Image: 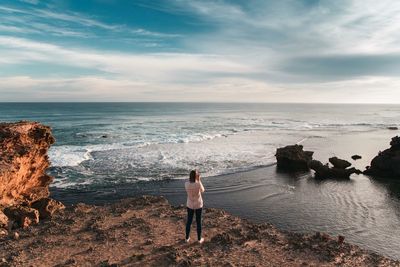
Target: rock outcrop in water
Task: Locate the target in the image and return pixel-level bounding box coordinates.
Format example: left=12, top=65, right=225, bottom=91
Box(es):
left=329, top=157, right=351, bottom=169
left=275, top=144, right=314, bottom=171
left=351, top=155, right=362, bottom=160
left=0, top=121, right=64, bottom=229
left=309, top=157, right=362, bottom=179
left=364, top=136, right=400, bottom=178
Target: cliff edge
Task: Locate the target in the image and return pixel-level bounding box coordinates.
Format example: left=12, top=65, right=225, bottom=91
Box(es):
left=0, top=196, right=398, bottom=266
left=0, top=121, right=63, bottom=230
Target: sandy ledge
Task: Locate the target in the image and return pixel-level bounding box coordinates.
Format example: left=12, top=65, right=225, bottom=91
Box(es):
left=0, top=195, right=398, bottom=267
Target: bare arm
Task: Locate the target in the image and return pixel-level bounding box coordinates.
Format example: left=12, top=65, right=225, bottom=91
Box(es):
left=199, top=181, right=205, bottom=193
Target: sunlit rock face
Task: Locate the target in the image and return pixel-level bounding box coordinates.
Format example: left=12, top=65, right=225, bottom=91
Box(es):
left=0, top=121, right=55, bottom=207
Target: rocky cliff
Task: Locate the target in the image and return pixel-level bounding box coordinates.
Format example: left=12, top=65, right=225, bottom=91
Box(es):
left=0, top=121, right=63, bottom=229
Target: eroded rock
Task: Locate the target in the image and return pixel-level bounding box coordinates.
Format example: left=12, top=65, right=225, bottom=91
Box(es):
left=0, top=121, right=55, bottom=206
left=275, top=144, right=314, bottom=171
left=0, top=121, right=63, bottom=229
left=31, top=198, right=65, bottom=219
left=3, top=205, right=39, bottom=228
left=309, top=160, right=361, bottom=179
left=329, top=157, right=351, bottom=169
left=365, top=136, right=400, bottom=177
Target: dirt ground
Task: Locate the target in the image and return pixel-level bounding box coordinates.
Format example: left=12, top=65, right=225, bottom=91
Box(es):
left=0, top=195, right=398, bottom=267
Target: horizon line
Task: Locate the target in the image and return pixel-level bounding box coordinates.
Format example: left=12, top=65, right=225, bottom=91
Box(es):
left=0, top=101, right=399, bottom=105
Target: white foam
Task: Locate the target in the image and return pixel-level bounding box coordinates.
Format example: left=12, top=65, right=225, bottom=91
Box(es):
left=51, top=177, right=94, bottom=188
left=49, top=146, right=92, bottom=167
left=48, top=143, right=128, bottom=167
left=49, top=131, right=234, bottom=168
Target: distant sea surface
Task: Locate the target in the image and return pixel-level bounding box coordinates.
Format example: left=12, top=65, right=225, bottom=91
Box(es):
left=1, top=102, right=400, bottom=259
left=0, top=102, right=398, bottom=188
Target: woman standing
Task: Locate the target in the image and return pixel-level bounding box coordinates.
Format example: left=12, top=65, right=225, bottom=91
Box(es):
left=185, top=169, right=205, bottom=243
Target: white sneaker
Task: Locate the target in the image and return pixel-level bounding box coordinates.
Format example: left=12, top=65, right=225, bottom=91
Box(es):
left=185, top=237, right=190, bottom=243
left=198, top=238, right=204, bottom=244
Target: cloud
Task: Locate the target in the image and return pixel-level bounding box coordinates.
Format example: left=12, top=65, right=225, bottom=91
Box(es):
left=280, top=53, right=400, bottom=80
left=1, top=0, right=400, bottom=102
left=0, top=4, right=181, bottom=39
left=0, top=37, right=252, bottom=79
left=178, top=0, right=400, bottom=79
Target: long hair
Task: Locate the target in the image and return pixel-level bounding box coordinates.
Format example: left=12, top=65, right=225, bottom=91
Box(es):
left=189, top=170, right=197, bottom=183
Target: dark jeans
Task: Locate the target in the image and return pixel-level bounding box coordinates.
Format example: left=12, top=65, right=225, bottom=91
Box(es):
left=185, top=207, right=202, bottom=240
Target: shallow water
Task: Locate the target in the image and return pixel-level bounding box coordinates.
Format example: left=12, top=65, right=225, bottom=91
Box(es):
left=1, top=102, right=400, bottom=259
left=52, top=163, right=400, bottom=260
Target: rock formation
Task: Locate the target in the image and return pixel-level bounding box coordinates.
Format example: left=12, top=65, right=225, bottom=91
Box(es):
left=31, top=198, right=65, bottom=219
left=364, top=136, right=400, bottom=178
left=351, top=155, right=362, bottom=160
left=0, top=121, right=64, bottom=229
left=3, top=206, right=39, bottom=229
left=275, top=144, right=314, bottom=171
left=329, top=157, right=351, bottom=169
left=309, top=157, right=362, bottom=179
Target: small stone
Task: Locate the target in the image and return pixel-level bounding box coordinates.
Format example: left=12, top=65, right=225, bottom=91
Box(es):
left=13, top=231, right=19, bottom=240
left=338, top=235, right=345, bottom=244
left=0, top=211, right=8, bottom=228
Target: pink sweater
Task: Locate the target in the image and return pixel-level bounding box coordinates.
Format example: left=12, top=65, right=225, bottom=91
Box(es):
left=185, top=181, right=205, bottom=209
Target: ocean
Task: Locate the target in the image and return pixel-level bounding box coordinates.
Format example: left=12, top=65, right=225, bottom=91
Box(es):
left=1, top=102, right=400, bottom=259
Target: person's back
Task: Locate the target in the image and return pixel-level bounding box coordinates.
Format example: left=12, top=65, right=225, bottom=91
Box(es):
left=184, top=170, right=205, bottom=243
left=185, top=180, right=204, bottom=210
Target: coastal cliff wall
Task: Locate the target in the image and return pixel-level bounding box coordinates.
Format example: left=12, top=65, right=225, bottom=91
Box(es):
left=0, top=121, right=54, bottom=207
left=0, top=121, right=63, bottom=229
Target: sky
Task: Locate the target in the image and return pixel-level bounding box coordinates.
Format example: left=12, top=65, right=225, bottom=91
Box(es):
left=1, top=0, right=400, bottom=103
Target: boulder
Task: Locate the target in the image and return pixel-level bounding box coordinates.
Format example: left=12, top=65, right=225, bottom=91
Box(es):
left=0, top=121, right=55, bottom=206
left=328, top=157, right=351, bottom=169
left=275, top=144, right=313, bottom=171
left=3, top=205, right=39, bottom=228
left=31, top=198, right=65, bottom=219
left=351, top=155, right=362, bottom=160
left=309, top=160, right=362, bottom=179
left=364, top=136, right=400, bottom=177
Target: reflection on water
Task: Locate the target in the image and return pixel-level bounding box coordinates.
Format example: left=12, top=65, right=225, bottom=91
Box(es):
left=52, top=165, right=400, bottom=260
left=370, top=177, right=400, bottom=199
